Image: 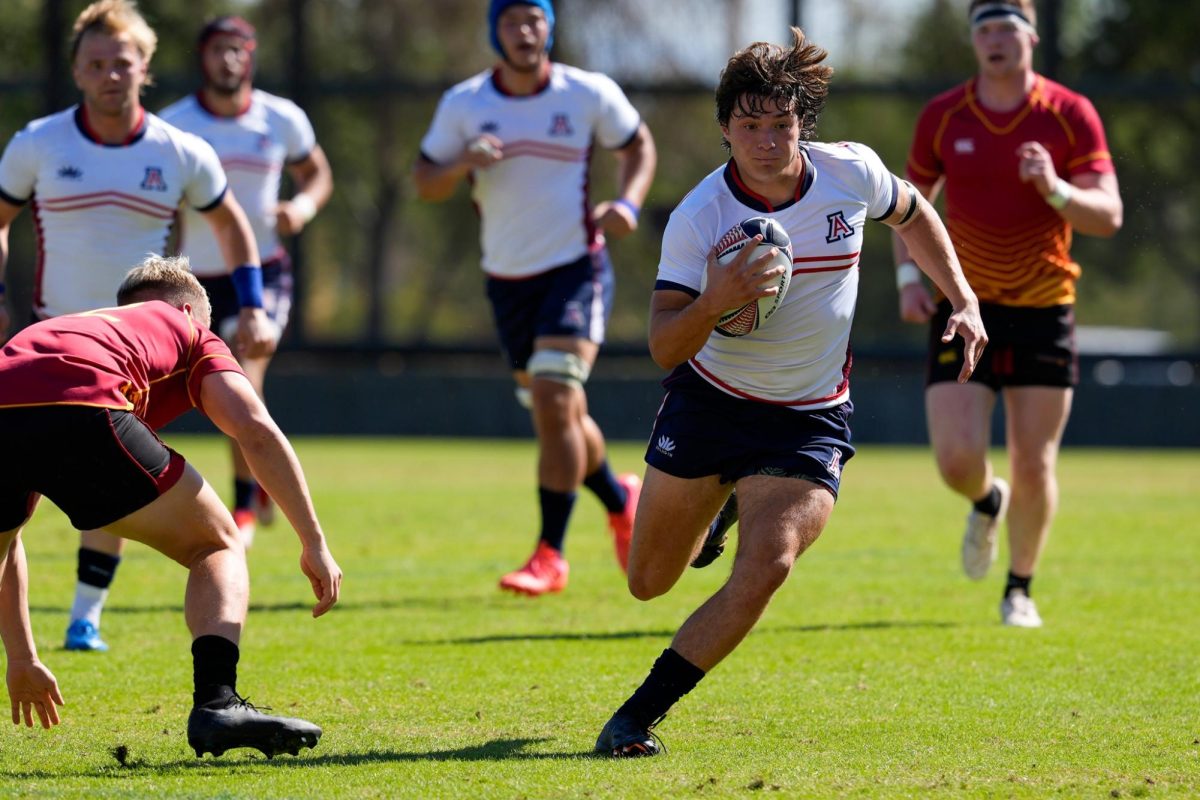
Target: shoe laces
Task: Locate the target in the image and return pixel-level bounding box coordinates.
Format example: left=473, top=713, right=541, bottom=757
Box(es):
left=221, top=692, right=272, bottom=713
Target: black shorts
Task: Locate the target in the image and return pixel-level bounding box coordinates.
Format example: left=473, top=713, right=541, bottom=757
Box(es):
left=485, top=250, right=615, bottom=371
left=0, top=406, right=185, bottom=531
left=927, top=300, right=1078, bottom=390
left=645, top=367, right=855, bottom=498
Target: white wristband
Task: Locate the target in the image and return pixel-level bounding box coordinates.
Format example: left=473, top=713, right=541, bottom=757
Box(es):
left=1045, top=178, right=1073, bottom=211
left=291, top=193, right=318, bottom=224
left=896, top=261, right=922, bottom=290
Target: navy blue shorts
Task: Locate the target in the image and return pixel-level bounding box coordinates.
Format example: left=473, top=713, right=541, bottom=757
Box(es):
left=199, top=253, right=293, bottom=342
left=927, top=300, right=1077, bottom=390
left=645, top=367, right=855, bottom=498
left=0, top=406, right=186, bottom=531
left=485, top=250, right=614, bottom=371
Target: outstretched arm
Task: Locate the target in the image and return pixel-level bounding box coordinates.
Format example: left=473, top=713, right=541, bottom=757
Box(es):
left=0, top=530, right=65, bottom=728
left=200, top=371, right=342, bottom=617
left=883, top=180, right=987, bottom=382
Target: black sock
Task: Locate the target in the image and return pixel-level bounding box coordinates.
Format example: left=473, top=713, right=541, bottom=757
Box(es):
left=972, top=484, right=1002, bottom=517
left=77, top=548, right=121, bottom=589
left=1005, top=571, right=1033, bottom=599
left=192, top=635, right=239, bottom=708
left=537, top=487, right=576, bottom=553
left=616, top=648, right=706, bottom=727
left=583, top=461, right=627, bottom=514
left=233, top=478, right=256, bottom=511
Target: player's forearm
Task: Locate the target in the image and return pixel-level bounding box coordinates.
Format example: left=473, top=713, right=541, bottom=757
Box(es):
left=0, top=537, right=39, bottom=662
left=897, top=205, right=977, bottom=312
left=236, top=422, right=328, bottom=550
left=1057, top=184, right=1123, bottom=238
left=208, top=197, right=261, bottom=269
left=411, top=158, right=472, bottom=203
left=648, top=294, right=727, bottom=370
left=293, top=146, right=334, bottom=210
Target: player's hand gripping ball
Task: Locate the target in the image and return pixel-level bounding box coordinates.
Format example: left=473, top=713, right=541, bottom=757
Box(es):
left=702, top=216, right=792, bottom=337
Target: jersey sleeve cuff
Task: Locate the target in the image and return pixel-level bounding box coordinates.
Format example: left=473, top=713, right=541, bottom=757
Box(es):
left=0, top=185, right=29, bottom=206
left=655, top=279, right=699, bottom=298
left=195, top=184, right=228, bottom=213
left=610, top=119, right=642, bottom=151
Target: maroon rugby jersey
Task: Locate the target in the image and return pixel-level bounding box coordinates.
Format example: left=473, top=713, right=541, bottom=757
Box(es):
left=0, top=300, right=243, bottom=429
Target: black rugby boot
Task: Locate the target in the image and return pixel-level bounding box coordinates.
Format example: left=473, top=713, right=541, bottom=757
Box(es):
left=188, top=693, right=322, bottom=759
left=594, top=712, right=665, bottom=758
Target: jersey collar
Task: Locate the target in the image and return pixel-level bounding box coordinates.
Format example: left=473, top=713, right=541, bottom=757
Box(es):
left=723, top=148, right=815, bottom=212
left=195, top=88, right=254, bottom=118
left=75, top=105, right=147, bottom=147
left=490, top=62, right=553, bottom=98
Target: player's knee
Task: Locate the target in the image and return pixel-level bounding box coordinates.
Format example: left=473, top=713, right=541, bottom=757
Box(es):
left=936, top=452, right=982, bottom=489
left=178, top=523, right=243, bottom=568
left=733, top=554, right=794, bottom=599
left=528, top=349, right=590, bottom=390
left=627, top=571, right=668, bottom=602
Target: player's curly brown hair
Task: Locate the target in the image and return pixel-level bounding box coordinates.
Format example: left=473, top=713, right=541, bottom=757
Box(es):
left=715, top=27, right=833, bottom=148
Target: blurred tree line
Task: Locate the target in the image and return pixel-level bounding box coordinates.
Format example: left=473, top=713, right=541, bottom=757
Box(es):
left=1, top=0, right=1196, bottom=353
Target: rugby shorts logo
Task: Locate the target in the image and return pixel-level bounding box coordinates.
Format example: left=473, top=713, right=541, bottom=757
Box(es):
left=826, top=449, right=842, bottom=480
left=140, top=167, right=169, bottom=192
left=954, top=138, right=975, bottom=154
left=561, top=301, right=585, bottom=330
left=57, top=165, right=83, bottom=180
left=655, top=435, right=676, bottom=456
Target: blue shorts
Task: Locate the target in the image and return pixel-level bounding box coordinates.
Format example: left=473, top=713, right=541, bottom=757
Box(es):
left=645, top=366, right=855, bottom=498
left=485, top=250, right=614, bottom=371
left=199, top=253, right=293, bottom=341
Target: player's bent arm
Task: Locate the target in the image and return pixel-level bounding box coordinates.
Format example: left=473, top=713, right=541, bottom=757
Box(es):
left=647, top=289, right=723, bottom=370
left=203, top=194, right=276, bottom=358
left=200, top=371, right=342, bottom=616
left=1059, top=171, right=1123, bottom=238
left=278, top=144, right=334, bottom=237
left=412, top=151, right=482, bottom=203
left=600, top=123, right=657, bottom=237
left=890, top=179, right=941, bottom=324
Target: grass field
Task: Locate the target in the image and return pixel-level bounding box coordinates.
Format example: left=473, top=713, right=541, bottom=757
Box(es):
left=1, top=437, right=1196, bottom=798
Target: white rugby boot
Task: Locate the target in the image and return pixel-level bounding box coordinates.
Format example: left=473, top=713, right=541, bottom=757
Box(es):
left=1000, top=589, right=1043, bottom=628
left=961, top=477, right=1010, bottom=580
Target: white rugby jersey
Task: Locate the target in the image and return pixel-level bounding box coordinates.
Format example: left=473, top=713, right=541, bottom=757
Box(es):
left=419, top=63, right=641, bottom=278
left=160, top=90, right=316, bottom=275
left=656, top=142, right=900, bottom=408
left=0, top=106, right=226, bottom=318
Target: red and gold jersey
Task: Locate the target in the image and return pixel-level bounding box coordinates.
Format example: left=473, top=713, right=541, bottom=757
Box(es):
left=0, top=301, right=243, bottom=429
left=907, top=75, right=1114, bottom=307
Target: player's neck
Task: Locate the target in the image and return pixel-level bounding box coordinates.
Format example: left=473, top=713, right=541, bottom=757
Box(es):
left=735, top=159, right=805, bottom=208
left=494, top=59, right=551, bottom=96
left=81, top=101, right=144, bottom=144
left=200, top=84, right=253, bottom=117
left=975, top=69, right=1036, bottom=112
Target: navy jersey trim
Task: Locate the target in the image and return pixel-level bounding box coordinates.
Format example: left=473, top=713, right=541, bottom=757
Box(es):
left=284, top=148, right=314, bottom=166
left=609, top=119, right=642, bottom=151
left=870, top=174, right=901, bottom=221
left=0, top=185, right=28, bottom=206
left=195, top=184, right=228, bottom=213
left=655, top=279, right=699, bottom=298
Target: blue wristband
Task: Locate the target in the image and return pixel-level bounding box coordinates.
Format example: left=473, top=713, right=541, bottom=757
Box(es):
left=613, top=198, right=640, bottom=222
left=231, top=265, right=264, bottom=309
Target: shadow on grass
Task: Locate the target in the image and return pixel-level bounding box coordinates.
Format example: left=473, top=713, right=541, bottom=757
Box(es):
left=408, top=618, right=960, bottom=645
left=2, top=738, right=588, bottom=779
left=30, top=595, right=482, bottom=616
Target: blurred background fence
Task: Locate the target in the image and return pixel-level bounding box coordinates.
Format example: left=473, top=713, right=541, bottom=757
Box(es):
left=2, top=0, right=1197, bottom=444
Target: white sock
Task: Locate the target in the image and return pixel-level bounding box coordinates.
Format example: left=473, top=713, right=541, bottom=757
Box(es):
left=70, top=583, right=108, bottom=628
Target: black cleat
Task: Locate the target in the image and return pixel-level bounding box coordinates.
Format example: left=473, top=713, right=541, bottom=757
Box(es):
left=187, top=694, right=322, bottom=759
left=691, top=493, right=738, bottom=569
left=594, top=712, right=665, bottom=758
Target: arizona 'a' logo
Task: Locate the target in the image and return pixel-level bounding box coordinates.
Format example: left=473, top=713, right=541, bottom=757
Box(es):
left=825, top=211, right=853, bottom=243
left=548, top=113, right=574, bottom=136
left=140, top=167, right=168, bottom=192
left=826, top=448, right=842, bottom=479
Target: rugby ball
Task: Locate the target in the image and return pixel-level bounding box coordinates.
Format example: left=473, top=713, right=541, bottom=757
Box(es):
left=702, top=216, right=792, bottom=337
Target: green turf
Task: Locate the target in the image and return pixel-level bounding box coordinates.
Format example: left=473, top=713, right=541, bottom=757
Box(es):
left=1, top=438, right=1197, bottom=798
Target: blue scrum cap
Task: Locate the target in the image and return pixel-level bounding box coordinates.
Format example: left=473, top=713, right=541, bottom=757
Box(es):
left=489, top=0, right=555, bottom=56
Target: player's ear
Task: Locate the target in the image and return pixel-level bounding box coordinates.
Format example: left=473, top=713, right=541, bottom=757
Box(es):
left=182, top=302, right=194, bottom=318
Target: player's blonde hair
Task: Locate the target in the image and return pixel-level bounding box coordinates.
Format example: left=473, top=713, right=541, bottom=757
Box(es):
left=118, top=255, right=211, bottom=324
left=968, top=0, right=1037, bottom=29
left=71, top=0, right=158, bottom=64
